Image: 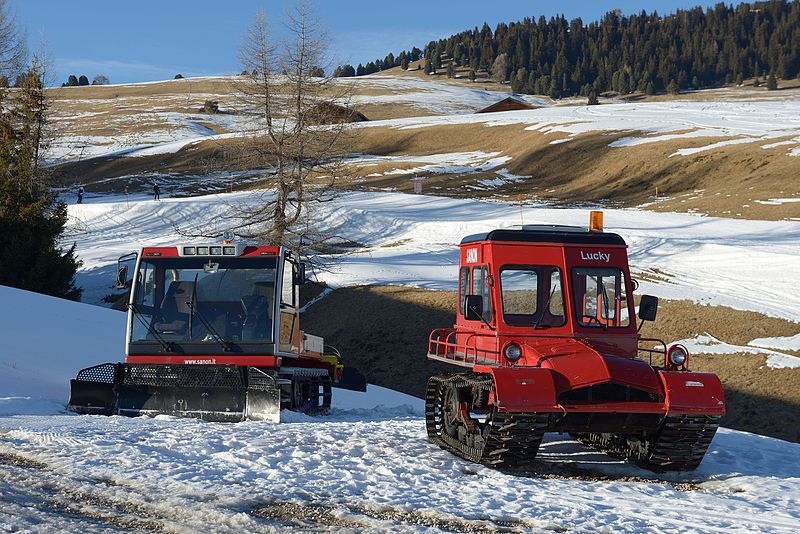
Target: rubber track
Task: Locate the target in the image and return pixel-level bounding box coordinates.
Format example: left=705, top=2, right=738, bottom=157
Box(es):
left=425, top=374, right=549, bottom=468
left=574, top=414, right=721, bottom=471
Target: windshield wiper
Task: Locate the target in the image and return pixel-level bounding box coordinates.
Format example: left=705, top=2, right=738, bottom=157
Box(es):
left=533, top=286, right=557, bottom=330
left=598, top=279, right=611, bottom=330
left=185, top=301, right=233, bottom=352
left=128, top=303, right=175, bottom=352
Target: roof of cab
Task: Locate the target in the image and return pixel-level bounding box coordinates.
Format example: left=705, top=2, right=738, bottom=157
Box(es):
left=460, top=225, right=627, bottom=246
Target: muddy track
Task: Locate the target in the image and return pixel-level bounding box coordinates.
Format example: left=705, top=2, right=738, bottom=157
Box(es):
left=252, top=499, right=548, bottom=533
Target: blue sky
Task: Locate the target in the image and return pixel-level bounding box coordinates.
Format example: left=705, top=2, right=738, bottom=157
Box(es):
left=14, top=0, right=725, bottom=85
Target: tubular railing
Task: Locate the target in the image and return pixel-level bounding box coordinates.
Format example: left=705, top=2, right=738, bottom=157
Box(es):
left=428, top=328, right=499, bottom=365
left=638, top=337, right=667, bottom=366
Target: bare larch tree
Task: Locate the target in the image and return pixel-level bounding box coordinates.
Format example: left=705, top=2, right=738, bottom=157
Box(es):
left=226, top=2, right=355, bottom=263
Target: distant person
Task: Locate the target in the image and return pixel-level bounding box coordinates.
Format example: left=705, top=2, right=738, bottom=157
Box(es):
left=77, top=186, right=84, bottom=204
left=153, top=183, right=161, bottom=201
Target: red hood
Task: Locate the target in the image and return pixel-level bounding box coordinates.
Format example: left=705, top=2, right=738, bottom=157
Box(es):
left=526, top=338, right=661, bottom=395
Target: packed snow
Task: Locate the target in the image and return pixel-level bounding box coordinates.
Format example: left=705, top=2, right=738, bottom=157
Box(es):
left=2, top=286, right=800, bottom=532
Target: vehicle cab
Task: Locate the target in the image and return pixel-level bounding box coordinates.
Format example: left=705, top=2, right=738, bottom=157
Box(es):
left=430, top=213, right=672, bottom=369
left=116, top=242, right=317, bottom=368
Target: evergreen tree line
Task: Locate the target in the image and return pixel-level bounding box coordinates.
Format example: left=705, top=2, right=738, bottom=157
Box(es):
left=334, top=47, right=423, bottom=77
left=0, top=67, right=82, bottom=300
left=354, top=0, right=800, bottom=96
left=61, top=74, right=110, bottom=87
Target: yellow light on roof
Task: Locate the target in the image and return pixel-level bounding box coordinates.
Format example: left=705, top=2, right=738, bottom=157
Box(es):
left=589, top=211, right=604, bottom=232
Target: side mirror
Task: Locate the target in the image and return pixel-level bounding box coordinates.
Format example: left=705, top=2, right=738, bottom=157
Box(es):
left=115, top=265, right=129, bottom=289
left=464, top=295, right=483, bottom=321
left=115, top=252, right=138, bottom=289
left=639, top=295, right=659, bottom=322
left=294, top=262, right=307, bottom=285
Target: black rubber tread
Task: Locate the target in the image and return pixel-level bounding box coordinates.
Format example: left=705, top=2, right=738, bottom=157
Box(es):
left=425, top=373, right=549, bottom=468
left=573, top=414, right=721, bottom=472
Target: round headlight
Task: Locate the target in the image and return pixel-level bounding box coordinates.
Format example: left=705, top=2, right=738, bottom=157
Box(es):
left=668, top=345, right=688, bottom=367
left=504, top=343, right=522, bottom=362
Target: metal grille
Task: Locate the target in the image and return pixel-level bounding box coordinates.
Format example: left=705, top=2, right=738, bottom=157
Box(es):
left=76, top=364, right=117, bottom=384
left=247, top=367, right=277, bottom=391
left=559, top=382, right=662, bottom=403
left=122, top=364, right=245, bottom=389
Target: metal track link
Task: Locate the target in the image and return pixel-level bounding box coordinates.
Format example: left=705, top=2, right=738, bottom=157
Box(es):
left=425, top=373, right=549, bottom=468
left=573, top=414, right=721, bottom=471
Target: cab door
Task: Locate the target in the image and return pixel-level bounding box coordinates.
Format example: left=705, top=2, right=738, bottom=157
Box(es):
left=278, top=257, right=300, bottom=354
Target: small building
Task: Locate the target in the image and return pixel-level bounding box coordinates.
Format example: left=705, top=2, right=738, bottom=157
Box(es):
left=307, top=102, right=369, bottom=125
left=477, top=96, right=537, bottom=114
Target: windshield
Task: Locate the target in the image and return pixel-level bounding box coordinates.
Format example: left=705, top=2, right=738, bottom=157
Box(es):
left=571, top=267, right=631, bottom=328
left=131, top=257, right=278, bottom=348
left=499, top=265, right=565, bottom=327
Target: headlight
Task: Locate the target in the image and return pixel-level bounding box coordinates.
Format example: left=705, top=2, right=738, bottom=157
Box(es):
left=668, top=345, right=688, bottom=367
left=503, top=343, right=522, bottom=362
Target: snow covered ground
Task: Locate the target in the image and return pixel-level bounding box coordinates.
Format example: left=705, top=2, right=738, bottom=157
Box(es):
left=65, top=190, right=800, bottom=331
left=1, top=286, right=800, bottom=532
left=360, top=98, right=800, bottom=158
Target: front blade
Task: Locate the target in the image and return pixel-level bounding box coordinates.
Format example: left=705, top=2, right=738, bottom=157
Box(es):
left=334, top=366, right=367, bottom=392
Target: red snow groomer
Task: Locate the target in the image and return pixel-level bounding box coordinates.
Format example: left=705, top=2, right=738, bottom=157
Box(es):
left=68, top=243, right=365, bottom=422
left=426, top=213, right=725, bottom=471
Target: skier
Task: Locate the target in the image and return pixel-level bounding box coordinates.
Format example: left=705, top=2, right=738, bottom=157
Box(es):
left=77, top=186, right=84, bottom=204
left=153, top=183, right=161, bottom=201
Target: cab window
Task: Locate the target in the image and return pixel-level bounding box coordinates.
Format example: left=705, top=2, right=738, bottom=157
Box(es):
left=572, top=267, right=631, bottom=327
left=499, top=266, right=565, bottom=327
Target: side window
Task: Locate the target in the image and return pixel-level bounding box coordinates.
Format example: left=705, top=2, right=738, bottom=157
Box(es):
left=472, top=266, right=481, bottom=296
left=281, top=259, right=295, bottom=307
left=459, top=266, right=469, bottom=316
left=481, top=266, right=492, bottom=322
left=465, top=265, right=492, bottom=323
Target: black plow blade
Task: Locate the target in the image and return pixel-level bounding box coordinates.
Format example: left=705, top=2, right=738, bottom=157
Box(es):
left=335, top=366, right=367, bottom=392
left=67, top=363, right=281, bottom=422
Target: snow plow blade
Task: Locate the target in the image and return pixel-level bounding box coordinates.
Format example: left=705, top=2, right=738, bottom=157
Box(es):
left=68, top=363, right=281, bottom=423
left=334, top=366, right=367, bottom=392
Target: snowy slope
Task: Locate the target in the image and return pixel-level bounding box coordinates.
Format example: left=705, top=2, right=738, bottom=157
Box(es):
left=66, top=190, right=800, bottom=331
left=0, top=285, right=125, bottom=408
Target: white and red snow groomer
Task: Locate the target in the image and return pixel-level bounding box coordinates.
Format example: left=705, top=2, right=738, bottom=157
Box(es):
left=68, top=242, right=365, bottom=422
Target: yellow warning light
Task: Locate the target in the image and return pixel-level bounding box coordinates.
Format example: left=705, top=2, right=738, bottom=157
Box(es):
left=222, top=239, right=232, bottom=245
left=589, top=211, right=604, bottom=232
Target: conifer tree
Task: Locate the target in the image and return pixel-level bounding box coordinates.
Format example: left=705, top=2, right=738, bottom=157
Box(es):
left=0, top=64, right=82, bottom=300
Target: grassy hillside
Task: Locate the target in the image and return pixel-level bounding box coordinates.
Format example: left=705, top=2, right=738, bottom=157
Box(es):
left=47, top=74, right=800, bottom=220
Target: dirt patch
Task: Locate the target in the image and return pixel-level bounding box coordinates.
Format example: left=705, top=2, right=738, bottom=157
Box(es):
left=0, top=452, right=48, bottom=470
left=303, top=286, right=800, bottom=442
left=253, top=501, right=368, bottom=529
left=253, top=499, right=539, bottom=532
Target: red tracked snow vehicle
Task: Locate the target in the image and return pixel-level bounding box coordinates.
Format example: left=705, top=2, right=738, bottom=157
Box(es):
left=68, top=243, right=365, bottom=422
left=426, top=213, right=725, bottom=471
